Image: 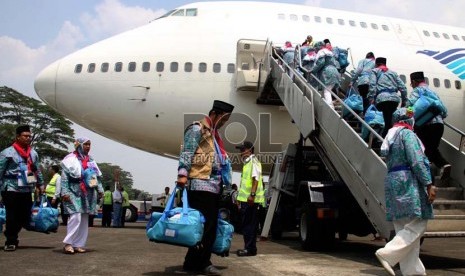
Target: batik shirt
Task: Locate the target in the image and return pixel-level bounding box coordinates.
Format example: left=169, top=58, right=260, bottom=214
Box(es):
left=178, top=123, right=223, bottom=194
left=351, top=58, right=375, bottom=87
left=0, top=146, right=44, bottom=193
left=383, top=128, right=433, bottom=221
left=368, top=68, right=407, bottom=105
left=311, top=48, right=341, bottom=87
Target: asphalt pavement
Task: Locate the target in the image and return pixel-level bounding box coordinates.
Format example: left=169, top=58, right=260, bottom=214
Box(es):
left=0, top=221, right=464, bottom=275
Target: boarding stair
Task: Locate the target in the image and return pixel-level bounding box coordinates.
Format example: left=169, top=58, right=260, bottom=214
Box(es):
left=236, top=39, right=465, bottom=240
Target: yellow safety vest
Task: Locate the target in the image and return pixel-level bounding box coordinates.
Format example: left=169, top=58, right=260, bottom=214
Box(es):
left=237, top=156, right=264, bottom=204
left=122, top=191, right=130, bottom=207
left=103, top=190, right=113, bottom=205
left=45, top=173, right=59, bottom=198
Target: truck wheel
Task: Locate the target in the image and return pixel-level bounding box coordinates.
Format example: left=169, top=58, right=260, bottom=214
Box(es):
left=299, top=203, right=335, bottom=250
left=125, top=204, right=138, bottom=222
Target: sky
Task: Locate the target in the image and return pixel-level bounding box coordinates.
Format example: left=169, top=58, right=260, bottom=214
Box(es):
left=1, top=0, right=465, bottom=195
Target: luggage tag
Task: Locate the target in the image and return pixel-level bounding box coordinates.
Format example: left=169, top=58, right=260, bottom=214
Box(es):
left=27, top=172, right=37, bottom=184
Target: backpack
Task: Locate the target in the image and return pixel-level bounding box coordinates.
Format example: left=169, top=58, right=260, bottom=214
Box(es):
left=333, top=47, right=349, bottom=73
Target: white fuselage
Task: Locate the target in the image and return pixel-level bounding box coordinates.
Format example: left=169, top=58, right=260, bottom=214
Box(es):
left=34, top=1, right=465, bottom=161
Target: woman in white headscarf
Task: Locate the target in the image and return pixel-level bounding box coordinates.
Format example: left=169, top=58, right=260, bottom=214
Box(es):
left=375, top=107, right=436, bottom=276
left=61, top=137, right=103, bottom=254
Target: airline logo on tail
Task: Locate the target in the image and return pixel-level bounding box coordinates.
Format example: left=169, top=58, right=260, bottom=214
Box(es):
left=417, top=48, right=465, bottom=80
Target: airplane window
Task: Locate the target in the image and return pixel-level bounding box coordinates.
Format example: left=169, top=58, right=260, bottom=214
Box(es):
left=371, top=23, right=378, bottom=30
left=453, top=34, right=459, bottom=40
left=382, top=25, right=389, bottom=31
left=433, top=32, right=440, bottom=38
left=349, top=20, right=356, bottom=27
left=338, top=19, right=344, bottom=25
left=326, top=17, right=333, bottom=24
left=158, top=9, right=175, bottom=19
left=443, top=33, right=450, bottom=39
left=227, top=63, right=235, bottom=73
left=170, top=62, right=178, bottom=72
left=399, top=74, right=406, bottom=84
left=101, top=63, right=109, bottom=72
left=156, top=62, right=164, bottom=72
left=88, top=63, right=95, bottom=73
left=360, top=22, right=367, bottom=28
left=142, top=62, right=150, bottom=72
left=302, top=15, right=310, bottom=22
left=278, top=13, right=285, bottom=20
left=462, top=36, right=465, bottom=41
left=171, top=9, right=184, bottom=16
left=433, top=78, right=440, bottom=87
left=199, top=62, right=207, bottom=73
left=74, top=64, right=82, bottom=73
left=213, top=63, right=221, bottom=73
left=314, top=16, right=321, bottom=23
left=128, top=62, right=136, bottom=72
left=425, top=77, right=429, bottom=85
left=455, top=80, right=462, bottom=89
left=186, top=8, right=197, bottom=16
left=115, top=62, right=122, bottom=72
left=423, top=30, right=430, bottom=37
left=290, top=14, right=298, bottom=21
left=444, top=79, right=451, bottom=88
left=184, top=62, right=193, bottom=72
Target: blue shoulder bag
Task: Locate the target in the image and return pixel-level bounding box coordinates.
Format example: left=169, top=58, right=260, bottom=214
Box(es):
left=413, top=87, right=448, bottom=126
left=212, top=218, right=234, bottom=256
left=342, top=87, right=363, bottom=118
left=213, top=138, right=232, bottom=188
left=29, top=195, right=59, bottom=234
left=146, top=186, right=205, bottom=247
left=361, top=104, right=385, bottom=140
left=0, top=202, right=5, bottom=231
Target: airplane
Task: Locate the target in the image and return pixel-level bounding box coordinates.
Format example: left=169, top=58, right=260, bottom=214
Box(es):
left=34, top=1, right=465, bottom=169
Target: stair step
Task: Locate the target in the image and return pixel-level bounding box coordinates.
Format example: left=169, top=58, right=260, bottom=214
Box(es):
left=434, top=208, right=465, bottom=216
left=427, top=217, right=465, bottom=232
left=423, top=231, right=465, bottom=238
left=433, top=214, right=465, bottom=220
left=433, top=200, right=465, bottom=209
left=436, top=186, right=464, bottom=200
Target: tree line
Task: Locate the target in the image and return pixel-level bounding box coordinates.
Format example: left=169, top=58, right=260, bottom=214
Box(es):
left=0, top=86, right=151, bottom=200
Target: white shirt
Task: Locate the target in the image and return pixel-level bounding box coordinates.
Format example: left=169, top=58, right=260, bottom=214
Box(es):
left=244, top=154, right=262, bottom=180
left=113, top=190, right=123, bottom=203
left=53, top=174, right=62, bottom=199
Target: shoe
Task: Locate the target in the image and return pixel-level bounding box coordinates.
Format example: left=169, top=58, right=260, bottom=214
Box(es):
left=74, top=247, right=86, bottom=253
left=4, top=245, right=16, bottom=251
left=236, top=249, right=257, bottom=257
left=439, top=164, right=451, bottom=180
left=202, top=265, right=222, bottom=275
left=63, top=244, right=75, bottom=254
left=375, top=251, right=395, bottom=276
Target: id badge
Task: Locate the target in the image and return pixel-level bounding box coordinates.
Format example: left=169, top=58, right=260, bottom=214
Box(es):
left=27, top=173, right=37, bottom=184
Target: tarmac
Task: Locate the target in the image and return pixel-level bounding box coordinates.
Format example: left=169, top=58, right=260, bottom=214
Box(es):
left=0, top=220, right=464, bottom=276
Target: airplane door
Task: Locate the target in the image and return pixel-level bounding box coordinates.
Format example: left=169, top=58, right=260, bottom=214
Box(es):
left=389, top=19, right=423, bottom=46
left=236, top=39, right=267, bottom=91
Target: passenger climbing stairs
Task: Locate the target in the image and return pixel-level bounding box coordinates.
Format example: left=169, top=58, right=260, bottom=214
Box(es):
left=236, top=39, right=465, bottom=239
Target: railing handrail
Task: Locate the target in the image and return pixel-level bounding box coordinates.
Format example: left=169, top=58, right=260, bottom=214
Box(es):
left=273, top=44, right=384, bottom=145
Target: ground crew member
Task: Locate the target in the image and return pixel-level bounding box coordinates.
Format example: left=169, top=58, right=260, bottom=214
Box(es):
left=45, top=165, right=61, bottom=208
left=0, top=125, right=44, bottom=251
left=236, top=141, right=264, bottom=257
left=121, top=187, right=129, bottom=227
left=101, top=186, right=112, bottom=227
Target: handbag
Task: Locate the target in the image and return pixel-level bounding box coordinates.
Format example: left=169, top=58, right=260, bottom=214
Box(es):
left=362, top=104, right=385, bottom=140
left=213, top=138, right=232, bottom=188
left=146, top=187, right=205, bottom=247
left=413, top=88, right=447, bottom=127
left=342, top=87, right=363, bottom=118
left=212, top=218, right=234, bottom=256
left=0, top=203, right=5, bottom=231
left=29, top=195, right=59, bottom=233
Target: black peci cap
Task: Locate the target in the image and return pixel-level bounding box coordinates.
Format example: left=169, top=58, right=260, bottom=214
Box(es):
left=16, top=125, right=31, bottom=135
left=212, top=100, right=234, bottom=113
left=375, top=57, right=387, bottom=65
left=235, top=141, right=254, bottom=151
left=410, top=71, right=425, bottom=81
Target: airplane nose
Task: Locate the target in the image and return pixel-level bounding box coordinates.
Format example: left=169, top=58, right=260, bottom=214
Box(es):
left=34, top=60, right=60, bottom=109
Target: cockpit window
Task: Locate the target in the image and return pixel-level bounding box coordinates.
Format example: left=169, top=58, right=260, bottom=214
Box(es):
left=186, top=8, right=197, bottom=16
left=171, top=9, right=185, bottom=16
left=157, top=9, right=176, bottom=19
